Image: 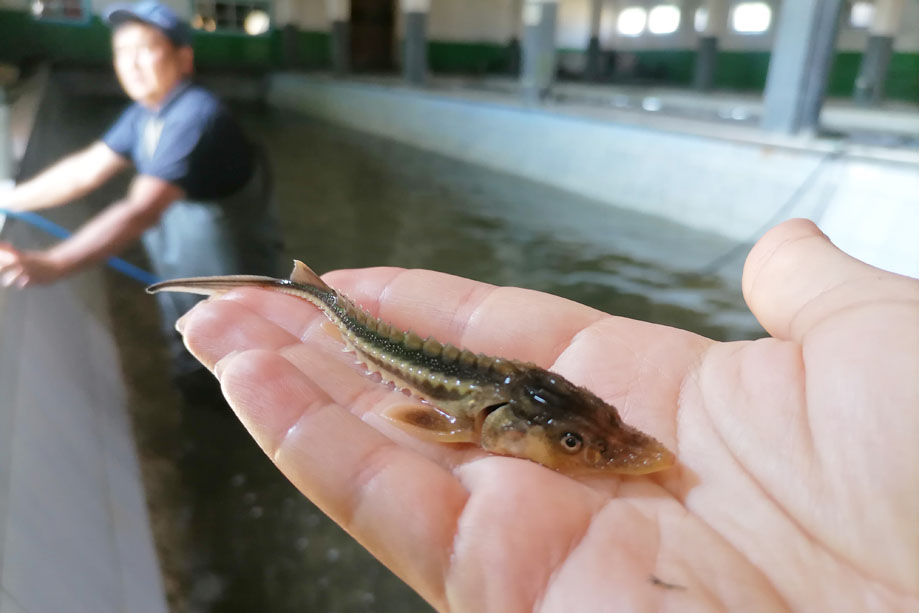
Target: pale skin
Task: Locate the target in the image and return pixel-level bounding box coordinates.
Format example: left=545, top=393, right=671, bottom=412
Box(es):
left=0, top=22, right=190, bottom=287
left=174, top=218, right=919, bottom=612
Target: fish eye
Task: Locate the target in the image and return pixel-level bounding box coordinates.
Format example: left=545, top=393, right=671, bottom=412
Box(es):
left=560, top=432, right=583, bottom=453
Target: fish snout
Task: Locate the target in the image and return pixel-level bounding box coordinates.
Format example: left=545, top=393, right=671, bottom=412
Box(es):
left=600, top=435, right=675, bottom=475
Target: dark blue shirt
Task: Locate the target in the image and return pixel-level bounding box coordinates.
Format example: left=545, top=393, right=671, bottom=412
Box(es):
left=102, top=82, right=256, bottom=200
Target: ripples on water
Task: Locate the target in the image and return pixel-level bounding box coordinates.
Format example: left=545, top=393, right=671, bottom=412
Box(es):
left=263, top=108, right=763, bottom=342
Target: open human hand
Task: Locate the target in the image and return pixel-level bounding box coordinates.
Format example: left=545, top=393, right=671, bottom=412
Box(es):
left=176, top=219, right=918, bottom=611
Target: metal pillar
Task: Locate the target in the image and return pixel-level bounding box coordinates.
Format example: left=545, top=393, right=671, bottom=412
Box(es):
left=399, top=0, right=429, bottom=86
left=280, top=24, right=301, bottom=68
left=521, top=0, right=558, bottom=100
left=693, top=0, right=727, bottom=91
left=326, top=0, right=351, bottom=75
left=761, top=0, right=845, bottom=134
left=403, top=12, right=427, bottom=85
left=330, top=20, right=351, bottom=75
left=507, top=0, right=523, bottom=75
left=0, top=85, right=12, bottom=184
left=507, top=37, right=522, bottom=76
left=584, top=0, right=603, bottom=81
left=854, top=0, right=904, bottom=105
left=694, top=37, right=717, bottom=90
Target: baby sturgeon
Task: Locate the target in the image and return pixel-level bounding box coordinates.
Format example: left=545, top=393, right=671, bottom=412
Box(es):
left=148, top=261, right=675, bottom=475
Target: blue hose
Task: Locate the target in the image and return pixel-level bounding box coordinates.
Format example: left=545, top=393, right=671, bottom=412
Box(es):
left=0, top=207, right=161, bottom=285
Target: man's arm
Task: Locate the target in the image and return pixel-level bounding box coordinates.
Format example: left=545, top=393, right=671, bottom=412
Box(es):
left=0, top=141, right=129, bottom=212
left=0, top=174, right=182, bottom=287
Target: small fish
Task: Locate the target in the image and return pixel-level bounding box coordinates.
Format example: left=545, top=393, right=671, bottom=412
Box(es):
left=148, top=261, right=675, bottom=475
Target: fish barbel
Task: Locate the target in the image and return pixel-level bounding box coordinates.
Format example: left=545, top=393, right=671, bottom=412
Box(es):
left=148, top=261, right=675, bottom=475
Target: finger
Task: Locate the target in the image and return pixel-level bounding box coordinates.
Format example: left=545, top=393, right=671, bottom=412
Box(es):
left=0, top=244, right=18, bottom=270
left=179, top=294, right=324, bottom=371
left=1, top=266, right=23, bottom=288
left=742, top=218, right=918, bottom=342
left=218, top=348, right=466, bottom=610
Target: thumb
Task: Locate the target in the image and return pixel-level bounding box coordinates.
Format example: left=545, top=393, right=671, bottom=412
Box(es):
left=742, top=218, right=916, bottom=342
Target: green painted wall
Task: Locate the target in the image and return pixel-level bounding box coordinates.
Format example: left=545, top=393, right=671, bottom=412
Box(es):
left=0, top=8, right=916, bottom=102
left=0, top=8, right=330, bottom=70
left=630, top=50, right=696, bottom=85
left=0, top=10, right=112, bottom=65
left=428, top=40, right=513, bottom=74
left=885, top=52, right=919, bottom=102
left=713, top=50, right=772, bottom=90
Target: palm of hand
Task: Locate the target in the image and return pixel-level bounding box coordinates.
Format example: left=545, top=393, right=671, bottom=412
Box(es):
left=180, top=220, right=918, bottom=611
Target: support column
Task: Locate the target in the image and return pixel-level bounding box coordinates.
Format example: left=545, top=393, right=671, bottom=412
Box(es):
left=507, top=0, right=523, bottom=75
left=326, top=0, right=351, bottom=75
left=280, top=25, right=301, bottom=68
left=854, top=0, right=904, bottom=105
left=693, top=0, right=727, bottom=91
left=401, top=0, right=429, bottom=86
left=521, top=0, right=559, bottom=100
left=0, top=84, right=12, bottom=185
left=584, top=0, right=603, bottom=81
left=761, top=0, right=845, bottom=134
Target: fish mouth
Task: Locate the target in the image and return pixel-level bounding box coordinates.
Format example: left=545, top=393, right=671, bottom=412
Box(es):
left=604, top=440, right=675, bottom=475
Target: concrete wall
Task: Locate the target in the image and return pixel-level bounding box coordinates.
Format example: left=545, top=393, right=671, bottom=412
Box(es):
left=0, top=70, right=167, bottom=613
left=267, top=73, right=919, bottom=278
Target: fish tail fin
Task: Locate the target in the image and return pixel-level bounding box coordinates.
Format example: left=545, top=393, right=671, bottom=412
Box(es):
left=146, top=274, right=285, bottom=296
left=289, top=260, right=332, bottom=292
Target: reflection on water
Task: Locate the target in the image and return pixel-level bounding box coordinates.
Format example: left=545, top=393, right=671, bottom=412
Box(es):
left=47, top=88, right=762, bottom=613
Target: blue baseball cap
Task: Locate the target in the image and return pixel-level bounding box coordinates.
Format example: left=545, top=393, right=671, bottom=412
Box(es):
left=104, top=0, right=192, bottom=47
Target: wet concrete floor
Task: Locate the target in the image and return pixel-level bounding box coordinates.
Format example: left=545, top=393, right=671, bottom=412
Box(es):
left=24, top=86, right=763, bottom=612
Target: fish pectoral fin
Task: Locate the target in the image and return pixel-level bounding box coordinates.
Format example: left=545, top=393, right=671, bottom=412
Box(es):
left=381, top=404, right=475, bottom=443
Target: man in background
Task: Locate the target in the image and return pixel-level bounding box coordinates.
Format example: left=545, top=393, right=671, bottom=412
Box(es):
left=0, top=0, right=282, bottom=401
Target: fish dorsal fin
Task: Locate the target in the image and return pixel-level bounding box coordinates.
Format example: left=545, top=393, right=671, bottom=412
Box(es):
left=290, top=260, right=332, bottom=292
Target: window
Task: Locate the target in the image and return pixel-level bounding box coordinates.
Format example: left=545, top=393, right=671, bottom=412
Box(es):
left=694, top=6, right=708, bottom=33
left=30, top=0, right=87, bottom=22
left=190, top=0, right=271, bottom=35
left=617, top=6, right=647, bottom=37
left=849, top=1, right=875, bottom=29
left=731, top=2, right=771, bottom=34
left=648, top=5, right=680, bottom=35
